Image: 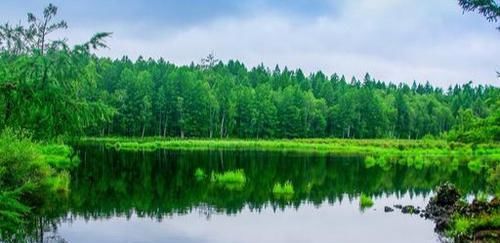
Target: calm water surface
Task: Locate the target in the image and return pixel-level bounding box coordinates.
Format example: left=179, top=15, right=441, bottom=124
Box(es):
left=35, top=147, right=487, bottom=242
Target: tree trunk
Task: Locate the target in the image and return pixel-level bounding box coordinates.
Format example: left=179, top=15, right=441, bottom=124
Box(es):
left=163, top=113, right=168, bottom=137
left=159, top=110, right=162, bottom=137
left=220, top=114, right=225, bottom=139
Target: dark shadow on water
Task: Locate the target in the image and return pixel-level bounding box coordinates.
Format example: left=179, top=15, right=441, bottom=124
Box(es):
left=3, top=146, right=488, bottom=242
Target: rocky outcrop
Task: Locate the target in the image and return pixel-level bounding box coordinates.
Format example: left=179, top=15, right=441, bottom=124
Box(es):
left=424, top=182, right=461, bottom=231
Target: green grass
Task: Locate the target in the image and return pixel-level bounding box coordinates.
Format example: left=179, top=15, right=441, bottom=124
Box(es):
left=80, top=137, right=500, bottom=195
left=272, top=181, right=295, bottom=198
left=447, top=211, right=500, bottom=238
left=468, top=159, right=486, bottom=173
left=79, top=137, right=500, bottom=159
left=359, top=194, right=374, bottom=209
left=210, top=169, right=246, bottom=190
left=44, top=171, right=70, bottom=194
left=0, top=128, right=76, bottom=233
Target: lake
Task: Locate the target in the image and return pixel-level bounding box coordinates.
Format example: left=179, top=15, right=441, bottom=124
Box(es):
left=28, top=146, right=488, bottom=242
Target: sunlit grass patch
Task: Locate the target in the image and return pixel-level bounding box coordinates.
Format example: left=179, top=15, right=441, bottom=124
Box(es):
left=359, top=193, right=374, bottom=209
left=210, top=169, right=246, bottom=190
left=447, top=211, right=500, bottom=238
left=273, top=181, right=295, bottom=199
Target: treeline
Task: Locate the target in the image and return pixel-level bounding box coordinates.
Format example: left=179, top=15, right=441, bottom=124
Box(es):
left=82, top=57, right=500, bottom=140
left=0, top=5, right=498, bottom=141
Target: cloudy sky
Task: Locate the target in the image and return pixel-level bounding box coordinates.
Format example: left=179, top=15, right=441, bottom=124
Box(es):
left=2, top=0, right=499, bottom=87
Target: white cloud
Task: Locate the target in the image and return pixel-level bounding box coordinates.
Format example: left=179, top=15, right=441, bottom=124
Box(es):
left=57, top=0, right=499, bottom=88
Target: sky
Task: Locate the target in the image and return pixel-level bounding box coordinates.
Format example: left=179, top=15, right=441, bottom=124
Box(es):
left=1, top=0, right=499, bottom=88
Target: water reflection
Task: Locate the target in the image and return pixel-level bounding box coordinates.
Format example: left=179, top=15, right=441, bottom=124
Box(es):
left=3, top=146, right=488, bottom=242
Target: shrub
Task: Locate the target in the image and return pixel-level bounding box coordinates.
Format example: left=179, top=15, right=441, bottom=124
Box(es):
left=364, top=156, right=376, bottom=168
left=359, top=194, right=374, bottom=209
left=0, top=128, right=73, bottom=233
left=467, top=159, right=485, bottom=173
left=210, top=169, right=246, bottom=190
left=194, top=168, right=206, bottom=181
left=447, top=212, right=500, bottom=238
left=273, top=181, right=295, bottom=198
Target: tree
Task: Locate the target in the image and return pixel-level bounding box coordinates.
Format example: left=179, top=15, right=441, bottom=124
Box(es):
left=458, top=0, right=500, bottom=30
left=2, top=4, right=498, bottom=141
left=0, top=4, right=113, bottom=139
left=394, top=92, right=411, bottom=138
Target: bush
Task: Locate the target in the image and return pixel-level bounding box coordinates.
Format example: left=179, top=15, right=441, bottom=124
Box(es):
left=0, top=128, right=74, bottom=234
left=448, top=212, right=500, bottom=238
left=359, top=194, right=374, bottom=209
left=194, top=168, right=206, bottom=181
left=467, top=159, right=485, bottom=173
left=210, top=169, right=246, bottom=190
left=364, top=156, right=376, bottom=168
left=273, top=181, right=295, bottom=198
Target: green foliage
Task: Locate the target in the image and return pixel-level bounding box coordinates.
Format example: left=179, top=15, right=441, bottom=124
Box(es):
left=475, top=191, right=489, bottom=203
left=272, top=181, right=295, bottom=199
left=364, top=156, right=377, bottom=168
left=447, top=212, right=500, bottom=238
left=0, top=4, right=114, bottom=140
left=458, top=0, right=500, bottom=30
left=1, top=5, right=499, bottom=141
left=0, top=191, right=30, bottom=239
left=487, top=164, right=500, bottom=195
left=468, top=159, right=486, bottom=173
left=210, top=169, right=246, bottom=190
left=359, top=194, right=374, bottom=209
left=44, top=171, right=71, bottom=194
left=31, top=146, right=490, bottom=228
left=0, top=128, right=75, bottom=238
left=194, top=168, right=206, bottom=181
left=0, top=128, right=50, bottom=193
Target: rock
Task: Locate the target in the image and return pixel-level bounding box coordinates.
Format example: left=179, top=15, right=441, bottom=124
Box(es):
left=401, top=205, right=416, bottom=214
left=424, top=183, right=465, bottom=232
left=467, top=199, right=491, bottom=215
left=393, top=204, right=402, bottom=209
left=384, top=206, right=394, bottom=212
left=428, top=182, right=460, bottom=208
left=425, top=182, right=460, bottom=219
left=424, top=183, right=500, bottom=241
left=490, top=197, right=500, bottom=208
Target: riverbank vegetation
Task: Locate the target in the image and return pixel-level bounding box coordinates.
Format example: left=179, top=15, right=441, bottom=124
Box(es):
left=449, top=212, right=500, bottom=240
left=210, top=169, right=246, bottom=190
left=0, top=129, right=77, bottom=239
left=0, top=3, right=499, bottom=242
left=0, top=7, right=498, bottom=142
left=424, top=183, right=500, bottom=242
left=81, top=137, right=500, bottom=154
left=359, top=194, right=374, bottom=209
left=272, top=181, right=295, bottom=199
left=47, top=148, right=491, bottom=216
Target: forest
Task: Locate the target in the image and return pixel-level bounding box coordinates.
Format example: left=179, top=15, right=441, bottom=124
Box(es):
left=0, top=2, right=499, bottom=242
left=0, top=6, right=498, bottom=142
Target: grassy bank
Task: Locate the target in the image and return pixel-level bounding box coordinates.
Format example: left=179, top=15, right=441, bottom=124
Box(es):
left=448, top=211, right=500, bottom=240
left=80, top=137, right=500, bottom=195
left=79, top=137, right=500, bottom=161
left=0, top=129, right=78, bottom=239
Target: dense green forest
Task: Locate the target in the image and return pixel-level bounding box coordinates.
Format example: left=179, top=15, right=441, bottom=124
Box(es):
left=1, top=4, right=498, bottom=142
left=0, top=3, right=499, bottom=242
